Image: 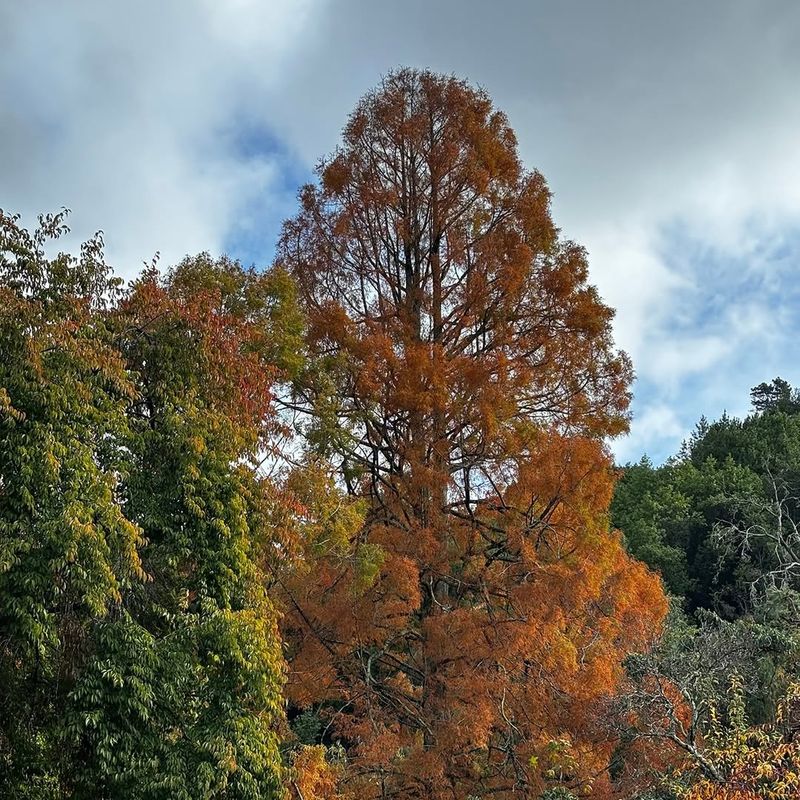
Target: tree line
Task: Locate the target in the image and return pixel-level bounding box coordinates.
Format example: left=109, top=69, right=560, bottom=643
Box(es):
left=1, top=69, right=797, bottom=800
left=611, top=376, right=800, bottom=798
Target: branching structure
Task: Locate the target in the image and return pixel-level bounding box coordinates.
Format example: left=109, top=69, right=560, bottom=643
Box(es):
left=277, top=70, right=666, bottom=800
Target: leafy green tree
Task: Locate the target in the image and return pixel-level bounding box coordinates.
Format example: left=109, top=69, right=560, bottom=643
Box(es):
left=613, top=379, right=800, bottom=616
left=0, top=211, right=301, bottom=798
left=611, top=457, right=692, bottom=597
left=749, top=377, right=800, bottom=415
left=613, top=456, right=762, bottom=614
left=0, top=211, right=144, bottom=796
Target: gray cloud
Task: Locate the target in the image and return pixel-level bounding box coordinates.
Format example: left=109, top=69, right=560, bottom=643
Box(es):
left=3, top=0, right=800, bottom=459
left=0, top=0, right=316, bottom=271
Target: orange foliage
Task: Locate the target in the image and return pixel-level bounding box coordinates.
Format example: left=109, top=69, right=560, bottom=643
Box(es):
left=121, top=259, right=280, bottom=447
left=277, top=69, right=667, bottom=799
left=291, top=746, right=348, bottom=800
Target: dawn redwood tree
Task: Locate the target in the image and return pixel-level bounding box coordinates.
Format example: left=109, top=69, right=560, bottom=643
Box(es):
left=276, top=70, right=667, bottom=799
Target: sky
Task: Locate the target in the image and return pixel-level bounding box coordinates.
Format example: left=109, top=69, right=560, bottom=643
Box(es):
left=2, top=0, right=800, bottom=463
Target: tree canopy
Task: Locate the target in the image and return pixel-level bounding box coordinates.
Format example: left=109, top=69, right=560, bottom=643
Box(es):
left=0, top=211, right=300, bottom=799
left=613, top=377, right=800, bottom=617
left=276, top=68, right=666, bottom=800
left=611, top=379, right=800, bottom=798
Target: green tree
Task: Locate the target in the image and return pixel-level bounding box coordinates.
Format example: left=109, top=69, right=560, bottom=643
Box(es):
left=613, top=456, right=761, bottom=614
left=613, top=380, right=800, bottom=616
left=0, top=211, right=144, bottom=796
left=0, top=211, right=300, bottom=798
left=611, top=457, right=692, bottom=597
left=612, top=383, right=800, bottom=796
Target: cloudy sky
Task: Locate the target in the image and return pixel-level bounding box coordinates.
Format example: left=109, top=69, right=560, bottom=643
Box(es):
left=3, top=0, right=800, bottom=463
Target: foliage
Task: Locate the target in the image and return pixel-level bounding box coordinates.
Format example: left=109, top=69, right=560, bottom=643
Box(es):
left=288, top=744, right=349, bottom=800
left=9, top=72, right=797, bottom=800
left=276, top=69, right=667, bottom=800
left=679, top=680, right=800, bottom=800
left=0, top=211, right=298, bottom=798
left=610, top=380, right=800, bottom=798
left=612, top=379, right=800, bottom=616
left=613, top=596, right=800, bottom=788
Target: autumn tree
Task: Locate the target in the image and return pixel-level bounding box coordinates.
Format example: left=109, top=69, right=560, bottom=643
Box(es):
left=0, top=212, right=299, bottom=798
left=276, top=69, right=666, bottom=800
left=92, top=253, right=297, bottom=799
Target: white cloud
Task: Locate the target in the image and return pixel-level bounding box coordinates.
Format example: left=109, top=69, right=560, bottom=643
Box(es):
left=613, top=403, right=687, bottom=464
left=3, top=0, right=800, bottom=460
left=0, top=0, right=318, bottom=274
